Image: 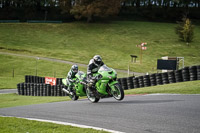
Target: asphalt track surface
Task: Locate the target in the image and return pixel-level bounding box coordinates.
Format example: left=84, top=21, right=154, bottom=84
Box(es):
left=1, top=94, right=200, bottom=133
left=0, top=89, right=17, bottom=94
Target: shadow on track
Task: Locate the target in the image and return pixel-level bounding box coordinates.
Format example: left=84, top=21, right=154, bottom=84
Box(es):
left=91, top=100, right=184, bottom=105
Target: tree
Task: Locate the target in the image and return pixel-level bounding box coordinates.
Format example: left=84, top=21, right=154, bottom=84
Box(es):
left=59, top=0, right=72, bottom=14
left=70, top=0, right=122, bottom=22
left=175, top=17, right=194, bottom=45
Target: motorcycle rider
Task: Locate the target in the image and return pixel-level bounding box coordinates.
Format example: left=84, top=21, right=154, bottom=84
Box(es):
left=87, top=55, right=104, bottom=92
left=66, top=64, right=79, bottom=93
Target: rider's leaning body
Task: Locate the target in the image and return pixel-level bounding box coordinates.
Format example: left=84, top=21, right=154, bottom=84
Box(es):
left=87, top=55, right=104, bottom=92
left=66, top=65, right=78, bottom=92
left=87, top=55, right=104, bottom=79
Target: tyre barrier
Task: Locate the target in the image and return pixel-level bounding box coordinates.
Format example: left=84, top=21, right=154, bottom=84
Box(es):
left=189, top=66, right=197, bottom=81
left=17, top=83, right=68, bottom=96
left=24, top=75, right=63, bottom=85
left=138, top=76, right=144, bottom=88
left=155, top=73, right=163, bottom=85
left=150, top=74, right=157, bottom=86
left=175, top=69, right=183, bottom=82
left=120, top=78, right=128, bottom=90
left=168, top=71, right=176, bottom=83
left=116, top=65, right=199, bottom=90
left=127, top=76, right=134, bottom=89
left=143, top=75, right=151, bottom=87
left=182, top=67, right=190, bottom=82
left=133, top=77, right=140, bottom=88
left=18, top=65, right=200, bottom=96
left=197, top=65, right=200, bottom=80
left=162, top=72, right=169, bottom=84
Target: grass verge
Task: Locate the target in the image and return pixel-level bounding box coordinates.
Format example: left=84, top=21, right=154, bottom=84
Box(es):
left=0, top=21, right=200, bottom=72
left=0, top=93, right=71, bottom=108
left=0, top=116, right=108, bottom=133
left=0, top=54, right=128, bottom=89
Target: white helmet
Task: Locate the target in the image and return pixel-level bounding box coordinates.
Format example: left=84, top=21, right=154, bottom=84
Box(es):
left=93, top=55, right=102, bottom=66
left=71, top=65, right=78, bottom=73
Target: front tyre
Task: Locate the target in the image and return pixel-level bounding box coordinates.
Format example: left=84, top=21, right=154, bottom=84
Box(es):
left=69, top=94, right=79, bottom=101
left=86, top=89, right=100, bottom=103
left=69, top=90, right=79, bottom=101
left=111, top=83, right=124, bottom=101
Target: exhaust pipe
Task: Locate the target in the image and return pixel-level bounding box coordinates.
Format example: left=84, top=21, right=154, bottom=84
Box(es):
left=62, top=88, right=73, bottom=95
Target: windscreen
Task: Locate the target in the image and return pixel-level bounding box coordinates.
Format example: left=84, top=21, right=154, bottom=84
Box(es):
left=99, top=65, right=112, bottom=72
left=76, top=71, right=84, bottom=79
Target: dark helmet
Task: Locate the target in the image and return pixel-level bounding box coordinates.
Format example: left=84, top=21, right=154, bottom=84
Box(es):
left=93, top=55, right=102, bottom=66
left=71, top=65, right=78, bottom=73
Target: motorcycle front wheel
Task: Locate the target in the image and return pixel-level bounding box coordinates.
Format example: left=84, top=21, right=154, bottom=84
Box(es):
left=111, top=83, right=124, bottom=101
left=86, top=89, right=100, bottom=103
left=69, top=93, right=79, bottom=101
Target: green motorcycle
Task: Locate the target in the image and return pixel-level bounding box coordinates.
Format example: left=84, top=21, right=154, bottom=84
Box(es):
left=62, top=71, right=87, bottom=101
left=85, top=65, right=124, bottom=103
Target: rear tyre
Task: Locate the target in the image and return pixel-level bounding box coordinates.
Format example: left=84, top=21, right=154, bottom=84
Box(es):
left=112, top=83, right=124, bottom=101
left=86, top=89, right=100, bottom=103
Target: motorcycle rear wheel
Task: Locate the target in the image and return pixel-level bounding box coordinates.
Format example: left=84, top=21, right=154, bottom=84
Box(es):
left=112, top=83, right=124, bottom=101
left=86, top=89, right=100, bottom=103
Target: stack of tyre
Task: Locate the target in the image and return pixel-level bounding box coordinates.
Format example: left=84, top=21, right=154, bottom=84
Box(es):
left=17, top=75, right=67, bottom=96
left=162, top=72, right=169, bottom=84
left=198, top=66, right=200, bottom=80
left=25, top=75, right=45, bottom=84
left=133, top=77, right=139, bottom=88
left=168, top=71, right=176, bottom=83
left=116, top=65, right=200, bottom=90
left=127, top=76, right=134, bottom=89
left=175, top=69, right=183, bottom=82
left=182, top=67, right=190, bottom=81
left=189, top=66, right=197, bottom=81
left=120, top=78, right=128, bottom=90
left=138, top=76, right=144, bottom=88
left=150, top=74, right=157, bottom=86
left=155, top=73, right=163, bottom=85
left=17, top=83, right=67, bottom=96
left=143, top=75, right=151, bottom=87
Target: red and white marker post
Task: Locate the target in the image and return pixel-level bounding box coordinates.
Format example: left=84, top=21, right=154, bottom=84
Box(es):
left=136, top=42, right=147, bottom=64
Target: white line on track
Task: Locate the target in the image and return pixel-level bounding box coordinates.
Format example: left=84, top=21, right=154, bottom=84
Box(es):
left=145, top=93, right=200, bottom=96
left=0, top=115, right=125, bottom=133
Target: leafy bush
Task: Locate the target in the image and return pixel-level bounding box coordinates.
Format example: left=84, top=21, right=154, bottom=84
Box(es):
left=175, top=17, right=194, bottom=44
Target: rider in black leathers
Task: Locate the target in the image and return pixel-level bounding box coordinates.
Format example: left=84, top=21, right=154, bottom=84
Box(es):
left=87, top=55, right=104, bottom=92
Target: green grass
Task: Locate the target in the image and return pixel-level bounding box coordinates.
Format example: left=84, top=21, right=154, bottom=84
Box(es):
left=0, top=21, right=199, bottom=73
left=0, top=21, right=200, bottom=88
left=125, top=80, right=200, bottom=95
left=0, top=117, right=108, bottom=133
left=0, top=93, right=71, bottom=108
left=0, top=54, right=128, bottom=89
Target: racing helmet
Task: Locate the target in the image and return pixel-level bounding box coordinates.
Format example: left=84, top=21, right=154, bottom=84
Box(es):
left=93, top=55, right=102, bottom=66
left=71, top=65, right=78, bottom=73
